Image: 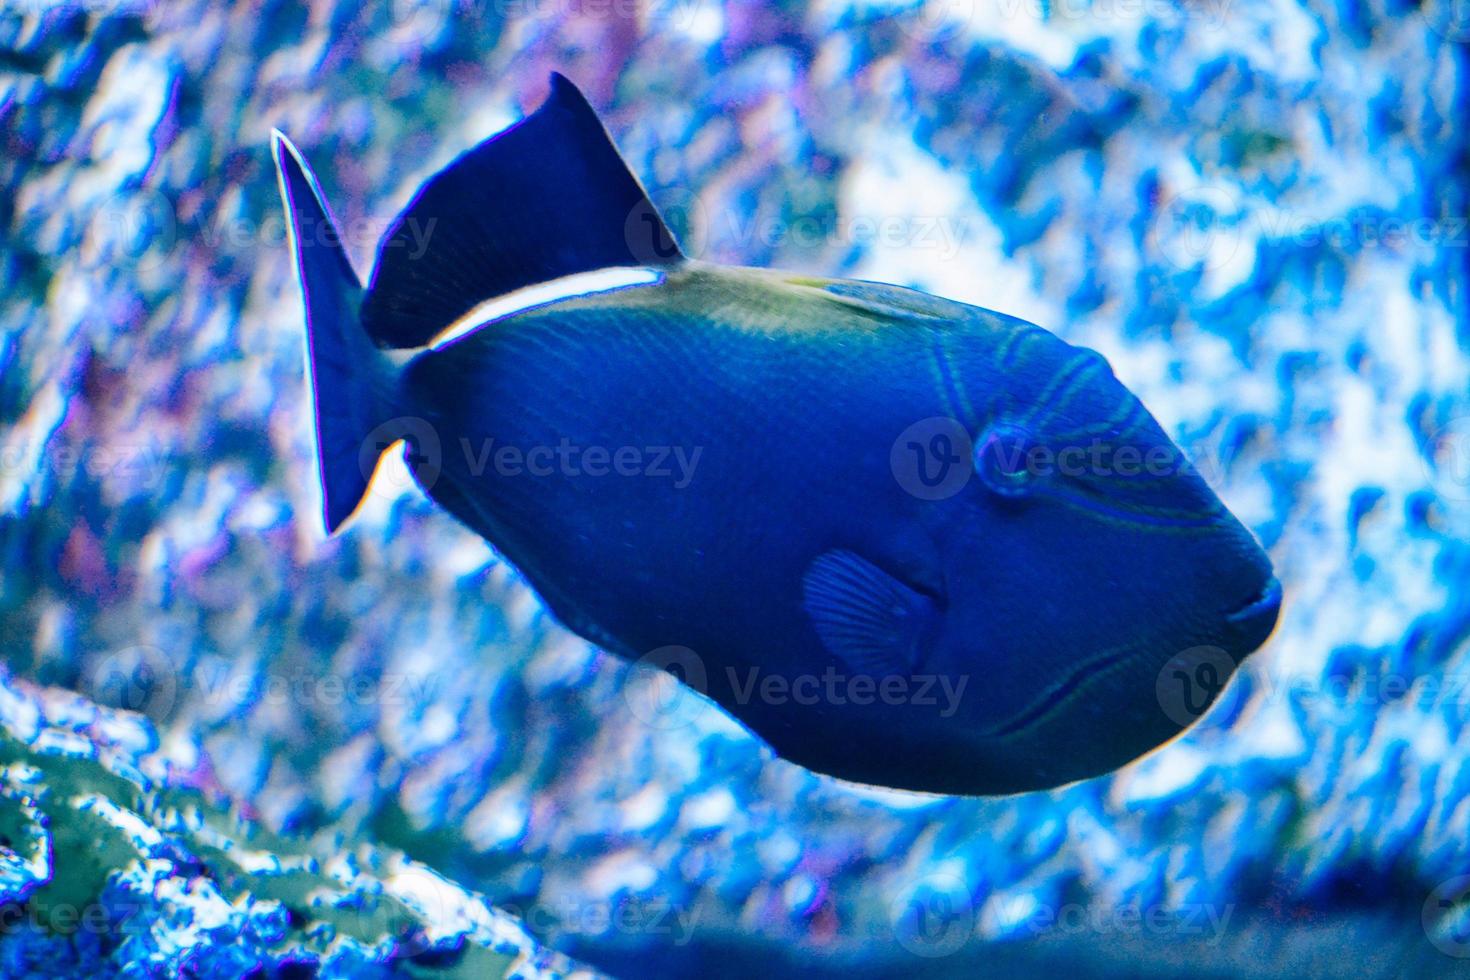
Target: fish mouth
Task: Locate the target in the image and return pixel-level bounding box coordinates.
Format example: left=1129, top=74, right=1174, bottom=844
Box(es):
left=1227, top=576, right=1282, bottom=623
left=1225, top=575, right=1283, bottom=646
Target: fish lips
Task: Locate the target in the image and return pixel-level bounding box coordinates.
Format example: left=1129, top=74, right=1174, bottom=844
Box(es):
left=1224, top=574, right=1283, bottom=651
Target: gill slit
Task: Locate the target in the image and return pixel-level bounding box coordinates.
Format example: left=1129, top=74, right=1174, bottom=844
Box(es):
left=929, top=333, right=976, bottom=427
left=981, top=638, right=1144, bottom=739
left=1040, top=482, right=1228, bottom=531
left=1018, top=350, right=1109, bottom=433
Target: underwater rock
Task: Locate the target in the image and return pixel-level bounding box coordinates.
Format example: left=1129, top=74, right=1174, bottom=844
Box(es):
left=0, top=672, right=595, bottom=978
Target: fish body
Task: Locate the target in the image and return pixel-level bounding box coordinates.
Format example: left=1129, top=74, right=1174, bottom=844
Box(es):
left=273, top=75, right=1281, bottom=795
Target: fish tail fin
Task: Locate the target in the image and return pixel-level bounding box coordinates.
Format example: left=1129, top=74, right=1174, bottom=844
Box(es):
left=273, top=130, right=399, bottom=534
left=359, top=72, right=684, bottom=349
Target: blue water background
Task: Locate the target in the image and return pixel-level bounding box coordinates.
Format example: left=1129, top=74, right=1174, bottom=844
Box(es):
left=0, top=0, right=1468, bottom=975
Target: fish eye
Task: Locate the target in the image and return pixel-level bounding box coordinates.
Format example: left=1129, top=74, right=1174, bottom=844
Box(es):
left=974, top=423, right=1039, bottom=498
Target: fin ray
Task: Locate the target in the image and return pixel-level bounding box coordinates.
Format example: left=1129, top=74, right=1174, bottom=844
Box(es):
left=802, top=550, right=936, bottom=677
left=274, top=130, right=392, bottom=533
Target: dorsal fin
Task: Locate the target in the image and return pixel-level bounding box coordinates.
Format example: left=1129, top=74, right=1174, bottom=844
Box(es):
left=360, top=73, right=684, bottom=348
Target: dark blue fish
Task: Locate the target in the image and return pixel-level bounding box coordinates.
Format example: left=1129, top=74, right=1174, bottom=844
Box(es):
left=272, top=74, right=1280, bottom=795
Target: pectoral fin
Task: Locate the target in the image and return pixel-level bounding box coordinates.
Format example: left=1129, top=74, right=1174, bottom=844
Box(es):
left=801, top=550, right=938, bottom=677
